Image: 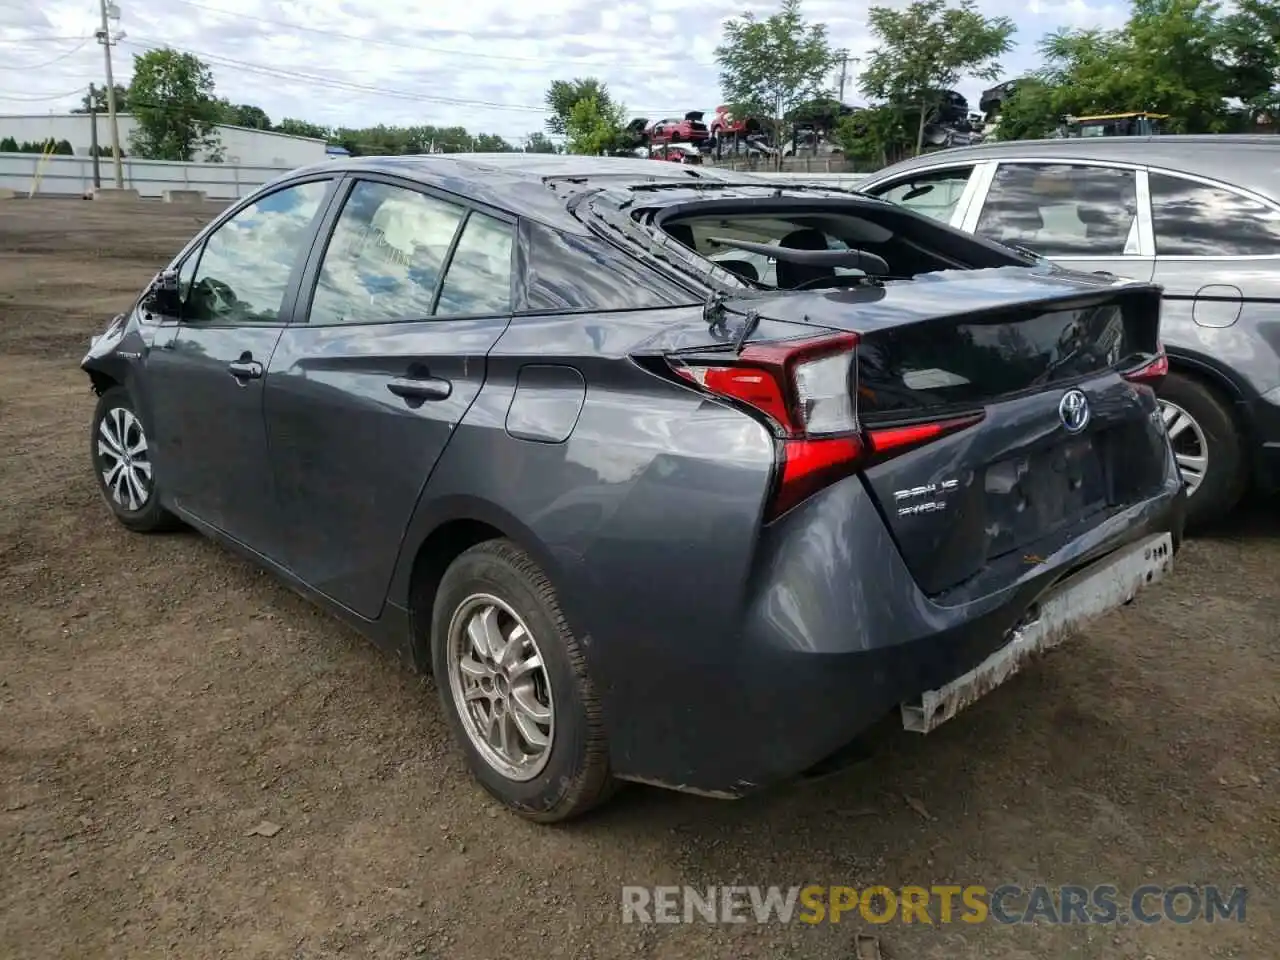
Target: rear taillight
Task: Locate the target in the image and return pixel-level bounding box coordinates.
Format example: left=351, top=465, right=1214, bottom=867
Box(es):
left=1123, top=344, right=1168, bottom=386
left=666, top=332, right=981, bottom=520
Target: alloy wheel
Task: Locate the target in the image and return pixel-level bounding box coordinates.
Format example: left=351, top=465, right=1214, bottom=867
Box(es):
left=446, top=593, right=554, bottom=782
left=1160, top=399, right=1208, bottom=498
left=97, top=407, right=153, bottom=511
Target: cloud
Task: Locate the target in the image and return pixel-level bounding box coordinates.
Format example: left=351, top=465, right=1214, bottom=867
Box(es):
left=1, top=0, right=1132, bottom=146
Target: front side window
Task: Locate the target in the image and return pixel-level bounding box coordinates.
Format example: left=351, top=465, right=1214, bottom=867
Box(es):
left=976, top=163, right=1139, bottom=257
left=869, top=166, right=975, bottom=223
left=185, top=179, right=330, bottom=324
left=1149, top=172, right=1280, bottom=257
left=308, top=180, right=467, bottom=325
left=435, top=212, right=515, bottom=316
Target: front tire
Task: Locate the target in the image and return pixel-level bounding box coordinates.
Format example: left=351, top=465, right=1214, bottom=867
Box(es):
left=89, top=385, right=179, bottom=533
left=431, top=539, right=615, bottom=823
left=1158, top=371, right=1248, bottom=528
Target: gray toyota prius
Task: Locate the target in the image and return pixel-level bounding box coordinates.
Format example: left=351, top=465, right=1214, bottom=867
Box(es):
left=82, top=154, right=1185, bottom=822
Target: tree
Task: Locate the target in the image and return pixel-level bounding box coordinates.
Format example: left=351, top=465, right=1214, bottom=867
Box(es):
left=564, top=95, right=628, bottom=155
left=860, top=0, right=1015, bottom=153
left=0, top=137, right=17, bottom=153
left=126, top=49, right=224, bottom=161
left=275, top=117, right=332, bottom=141
left=834, top=106, right=912, bottom=167
left=72, top=85, right=128, bottom=115
left=220, top=102, right=271, bottom=130
left=545, top=78, right=616, bottom=136
left=523, top=132, right=559, bottom=153
left=715, top=0, right=840, bottom=150
left=472, top=133, right=515, bottom=152
left=992, top=78, right=1062, bottom=140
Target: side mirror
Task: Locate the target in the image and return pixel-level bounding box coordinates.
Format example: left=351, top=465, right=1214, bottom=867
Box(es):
left=141, top=269, right=182, bottom=317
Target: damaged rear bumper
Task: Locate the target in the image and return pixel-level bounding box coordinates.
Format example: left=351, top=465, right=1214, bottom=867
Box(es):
left=901, top=531, right=1174, bottom=733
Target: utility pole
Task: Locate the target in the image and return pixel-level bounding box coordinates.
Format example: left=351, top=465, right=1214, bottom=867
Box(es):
left=95, top=0, right=124, bottom=188
left=88, top=82, right=101, bottom=188
left=837, top=52, right=850, bottom=104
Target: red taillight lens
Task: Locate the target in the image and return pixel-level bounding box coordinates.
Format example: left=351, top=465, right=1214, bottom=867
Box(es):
left=668, top=332, right=859, bottom=438
left=1123, top=346, right=1169, bottom=386
left=666, top=331, right=979, bottom=520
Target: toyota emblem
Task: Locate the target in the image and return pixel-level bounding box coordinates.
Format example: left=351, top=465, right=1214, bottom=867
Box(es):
left=1059, top=389, right=1090, bottom=434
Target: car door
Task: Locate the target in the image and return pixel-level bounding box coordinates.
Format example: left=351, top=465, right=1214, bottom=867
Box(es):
left=959, top=159, right=1155, bottom=282
left=859, top=162, right=986, bottom=228
left=144, top=176, right=336, bottom=555
left=263, top=175, right=516, bottom=618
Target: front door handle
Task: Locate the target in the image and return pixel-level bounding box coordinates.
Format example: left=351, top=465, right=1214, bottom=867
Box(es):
left=227, top=359, right=263, bottom=380
left=387, top=376, right=452, bottom=401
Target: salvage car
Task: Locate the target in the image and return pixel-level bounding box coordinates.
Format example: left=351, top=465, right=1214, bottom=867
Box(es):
left=857, top=135, right=1280, bottom=526
left=82, top=154, right=1184, bottom=822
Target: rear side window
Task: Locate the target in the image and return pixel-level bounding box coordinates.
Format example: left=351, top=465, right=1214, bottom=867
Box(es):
left=435, top=212, right=514, bottom=316
left=521, top=221, right=688, bottom=312
left=1149, top=172, right=1280, bottom=257
left=308, top=180, right=465, bottom=325
left=976, top=163, right=1139, bottom=257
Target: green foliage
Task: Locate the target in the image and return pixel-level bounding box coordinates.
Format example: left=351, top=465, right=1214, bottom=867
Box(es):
left=545, top=78, right=615, bottom=136
left=71, top=85, right=128, bottom=115
left=0, top=137, right=17, bottom=153
left=274, top=118, right=332, bottom=140
left=860, top=0, right=1015, bottom=152
left=987, top=0, right=1280, bottom=141
left=53, top=139, right=75, bottom=156
left=126, top=49, right=224, bottom=161
left=220, top=102, right=271, bottom=130
left=524, top=132, right=559, bottom=154
left=834, top=106, right=913, bottom=167
left=992, top=79, right=1061, bottom=140
left=564, top=95, right=629, bottom=155
left=715, top=0, right=840, bottom=132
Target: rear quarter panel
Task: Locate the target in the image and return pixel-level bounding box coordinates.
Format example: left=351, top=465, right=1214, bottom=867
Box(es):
left=387, top=307, right=778, bottom=771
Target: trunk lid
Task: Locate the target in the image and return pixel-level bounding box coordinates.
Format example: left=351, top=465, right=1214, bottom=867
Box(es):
left=650, top=268, right=1169, bottom=598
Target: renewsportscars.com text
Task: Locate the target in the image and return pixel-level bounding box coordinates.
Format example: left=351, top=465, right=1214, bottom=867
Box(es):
left=621, top=884, right=1248, bottom=926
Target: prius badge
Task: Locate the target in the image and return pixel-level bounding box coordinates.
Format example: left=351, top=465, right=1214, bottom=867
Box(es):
left=1059, top=389, right=1090, bottom=434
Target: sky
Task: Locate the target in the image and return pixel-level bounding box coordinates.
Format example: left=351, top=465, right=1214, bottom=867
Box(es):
left=0, top=0, right=1130, bottom=147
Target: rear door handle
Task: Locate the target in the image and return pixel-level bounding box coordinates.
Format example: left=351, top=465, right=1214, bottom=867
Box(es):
left=227, top=359, right=263, bottom=380
left=387, top=376, right=452, bottom=401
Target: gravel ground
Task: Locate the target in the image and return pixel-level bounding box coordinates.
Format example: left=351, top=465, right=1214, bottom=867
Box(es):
left=1, top=197, right=1276, bottom=960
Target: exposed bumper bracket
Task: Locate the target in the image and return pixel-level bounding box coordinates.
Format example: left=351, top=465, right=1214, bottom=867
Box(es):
left=901, top=532, right=1174, bottom=734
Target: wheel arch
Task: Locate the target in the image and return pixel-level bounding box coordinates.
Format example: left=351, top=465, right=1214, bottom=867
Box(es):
left=1162, top=346, right=1255, bottom=443
left=399, top=497, right=572, bottom=674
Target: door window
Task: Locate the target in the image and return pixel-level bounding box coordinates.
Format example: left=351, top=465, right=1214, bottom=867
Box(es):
left=184, top=180, right=330, bottom=324
left=308, top=180, right=469, bottom=324
left=868, top=167, right=975, bottom=223
left=1149, top=172, right=1280, bottom=257
left=976, top=163, right=1139, bottom=257
left=435, top=212, right=515, bottom=316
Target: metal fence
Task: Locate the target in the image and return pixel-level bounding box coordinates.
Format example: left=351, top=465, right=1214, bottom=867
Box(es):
left=0, top=151, right=870, bottom=201
left=0, top=152, right=297, bottom=200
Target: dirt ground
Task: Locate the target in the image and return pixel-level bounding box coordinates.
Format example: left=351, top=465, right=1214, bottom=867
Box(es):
left=0, top=197, right=1276, bottom=960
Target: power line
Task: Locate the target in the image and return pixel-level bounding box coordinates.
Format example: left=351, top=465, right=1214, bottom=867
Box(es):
left=0, top=85, right=94, bottom=101
left=0, top=37, right=93, bottom=71
left=120, top=37, right=703, bottom=116
left=0, top=35, right=92, bottom=44
left=161, top=0, right=722, bottom=70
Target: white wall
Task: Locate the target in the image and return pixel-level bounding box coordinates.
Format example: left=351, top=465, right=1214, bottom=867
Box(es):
left=0, top=114, right=327, bottom=166
left=0, top=151, right=298, bottom=199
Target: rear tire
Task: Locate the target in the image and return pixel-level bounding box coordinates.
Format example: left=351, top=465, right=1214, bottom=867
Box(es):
left=431, top=539, right=615, bottom=823
left=89, top=385, right=181, bottom=533
left=1158, top=371, right=1248, bottom=528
